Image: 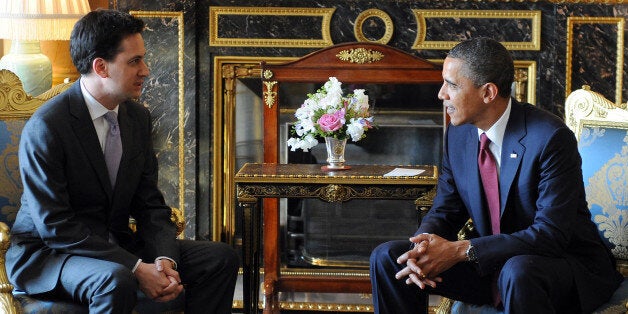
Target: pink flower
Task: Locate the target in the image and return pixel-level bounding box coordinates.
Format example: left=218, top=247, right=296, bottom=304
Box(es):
left=317, top=109, right=345, bottom=132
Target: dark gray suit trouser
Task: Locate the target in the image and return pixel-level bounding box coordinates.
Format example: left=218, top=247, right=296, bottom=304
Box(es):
left=44, top=240, right=239, bottom=314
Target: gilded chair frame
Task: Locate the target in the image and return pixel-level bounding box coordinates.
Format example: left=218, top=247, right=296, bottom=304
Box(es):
left=0, top=69, right=73, bottom=314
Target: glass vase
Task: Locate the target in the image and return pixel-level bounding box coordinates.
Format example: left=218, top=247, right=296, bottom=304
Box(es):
left=324, top=137, right=348, bottom=170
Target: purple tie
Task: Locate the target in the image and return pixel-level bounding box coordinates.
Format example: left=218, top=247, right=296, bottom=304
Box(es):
left=479, top=133, right=502, bottom=307
left=478, top=133, right=500, bottom=235
left=103, top=111, right=122, bottom=187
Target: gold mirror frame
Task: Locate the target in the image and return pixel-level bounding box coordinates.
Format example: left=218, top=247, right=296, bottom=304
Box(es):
left=212, top=56, right=295, bottom=243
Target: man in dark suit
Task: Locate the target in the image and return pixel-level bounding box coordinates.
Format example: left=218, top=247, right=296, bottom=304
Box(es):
left=370, top=38, right=622, bottom=313
left=6, top=9, right=238, bottom=313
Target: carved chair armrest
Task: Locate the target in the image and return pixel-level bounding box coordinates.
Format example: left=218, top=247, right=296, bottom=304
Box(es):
left=128, top=207, right=186, bottom=237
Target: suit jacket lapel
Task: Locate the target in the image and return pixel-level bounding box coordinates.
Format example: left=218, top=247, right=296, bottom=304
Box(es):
left=499, top=101, right=526, bottom=222
left=67, top=81, right=113, bottom=198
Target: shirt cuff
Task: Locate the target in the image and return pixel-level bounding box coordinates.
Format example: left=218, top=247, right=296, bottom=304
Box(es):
left=132, top=259, right=142, bottom=273
left=155, top=256, right=177, bottom=270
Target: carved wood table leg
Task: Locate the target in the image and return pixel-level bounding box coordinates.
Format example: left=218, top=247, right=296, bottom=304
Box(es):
left=263, top=198, right=280, bottom=314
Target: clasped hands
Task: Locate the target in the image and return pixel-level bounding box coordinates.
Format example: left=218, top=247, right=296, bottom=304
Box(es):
left=135, top=259, right=184, bottom=302
left=395, top=233, right=468, bottom=289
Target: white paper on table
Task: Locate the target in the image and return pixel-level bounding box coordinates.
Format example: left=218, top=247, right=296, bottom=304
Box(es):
left=383, top=168, right=425, bottom=177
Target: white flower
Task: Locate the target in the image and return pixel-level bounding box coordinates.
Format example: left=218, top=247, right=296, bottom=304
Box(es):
left=287, top=133, right=318, bottom=152
left=346, top=118, right=366, bottom=141
left=324, top=77, right=342, bottom=96
left=351, top=89, right=369, bottom=112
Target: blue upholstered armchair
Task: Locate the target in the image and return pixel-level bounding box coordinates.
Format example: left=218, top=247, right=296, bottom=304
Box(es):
left=434, top=86, right=628, bottom=314
left=0, top=69, right=185, bottom=313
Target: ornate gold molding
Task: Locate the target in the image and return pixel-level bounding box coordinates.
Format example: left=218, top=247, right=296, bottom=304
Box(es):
left=336, top=48, right=385, bottom=64
left=0, top=70, right=72, bottom=119
left=263, top=81, right=277, bottom=108
left=514, top=60, right=537, bottom=105
left=262, top=69, right=274, bottom=80
left=412, top=10, right=541, bottom=51
left=565, top=17, right=624, bottom=107
left=565, top=85, right=628, bottom=133
left=212, top=57, right=296, bottom=242
left=547, top=0, right=628, bottom=3
left=354, top=9, right=394, bottom=45
left=130, top=11, right=186, bottom=226
left=209, top=7, right=335, bottom=48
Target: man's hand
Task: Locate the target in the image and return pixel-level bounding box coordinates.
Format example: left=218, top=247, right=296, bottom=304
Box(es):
left=395, top=233, right=469, bottom=289
left=135, top=261, right=183, bottom=302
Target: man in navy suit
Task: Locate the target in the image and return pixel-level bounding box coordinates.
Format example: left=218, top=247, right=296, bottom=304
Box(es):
left=370, top=38, right=622, bottom=313
left=6, top=9, right=238, bottom=313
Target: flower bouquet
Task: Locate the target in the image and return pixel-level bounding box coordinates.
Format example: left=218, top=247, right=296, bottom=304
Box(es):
left=287, top=77, right=374, bottom=169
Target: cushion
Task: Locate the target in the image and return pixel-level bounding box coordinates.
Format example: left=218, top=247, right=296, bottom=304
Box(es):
left=16, top=290, right=185, bottom=314
left=577, top=121, right=628, bottom=262
left=0, top=120, right=25, bottom=228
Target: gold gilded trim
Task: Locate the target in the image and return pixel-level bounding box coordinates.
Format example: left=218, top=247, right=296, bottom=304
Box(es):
left=232, top=300, right=373, bottom=313
left=0, top=70, right=72, bottom=119
left=548, top=0, right=628, bottom=3
left=262, top=69, right=274, bottom=80
left=565, top=85, right=628, bottom=133
left=565, top=17, right=624, bottom=107
left=209, top=7, right=335, bottom=48
left=514, top=60, right=537, bottom=105
left=212, top=57, right=296, bottom=242
left=263, top=81, right=277, bottom=108
left=412, top=10, right=541, bottom=51
left=130, top=11, right=186, bottom=227
left=302, top=253, right=370, bottom=268
left=336, top=48, right=385, bottom=64
left=354, top=9, right=394, bottom=45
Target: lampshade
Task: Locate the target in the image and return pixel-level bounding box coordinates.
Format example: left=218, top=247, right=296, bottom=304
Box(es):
left=0, top=0, right=91, bottom=41
left=0, top=0, right=90, bottom=96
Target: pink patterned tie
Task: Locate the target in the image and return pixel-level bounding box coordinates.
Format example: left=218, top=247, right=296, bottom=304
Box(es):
left=478, top=133, right=500, bottom=235
left=103, top=111, right=122, bottom=187
left=479, top=133, right=502, bottom=307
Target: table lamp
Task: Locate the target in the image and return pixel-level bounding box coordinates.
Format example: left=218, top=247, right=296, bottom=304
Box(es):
left=0, top=0, right=91, bottom=96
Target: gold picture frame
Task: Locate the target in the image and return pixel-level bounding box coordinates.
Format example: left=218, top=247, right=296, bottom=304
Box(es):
left=565, top=16, right=625, bottom=107
left=412, top=9, right=542, bottom=51
left=209, top=7, right=335, bottom=48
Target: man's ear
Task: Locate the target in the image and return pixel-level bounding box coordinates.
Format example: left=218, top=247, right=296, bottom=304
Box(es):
left=482, top=82, right=499, bottom=103
left=93, top=58, right=108, bottom=78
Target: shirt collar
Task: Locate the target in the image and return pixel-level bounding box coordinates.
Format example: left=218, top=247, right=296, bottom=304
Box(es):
left=477, top=98, right=512, bottom=150
left=80, top=78, right=119, bottom=120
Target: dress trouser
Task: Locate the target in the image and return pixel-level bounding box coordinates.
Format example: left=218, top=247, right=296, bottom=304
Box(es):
left=370, top=240, right=580, bottom=314
left=49, top=240, right=239, bottom=314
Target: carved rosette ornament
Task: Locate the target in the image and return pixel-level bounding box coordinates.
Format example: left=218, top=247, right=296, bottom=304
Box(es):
left=262, top=69, right=274, bottom=80
left=336, top=48, right=384, bottom=64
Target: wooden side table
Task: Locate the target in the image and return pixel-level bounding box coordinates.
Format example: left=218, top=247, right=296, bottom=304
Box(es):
left=234, top=163, right=438, bottom=313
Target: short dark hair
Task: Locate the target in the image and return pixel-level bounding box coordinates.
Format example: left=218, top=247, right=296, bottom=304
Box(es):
left=70, top=9, right=145, bottom=74
left=448, top=37, right=514, bottom=98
